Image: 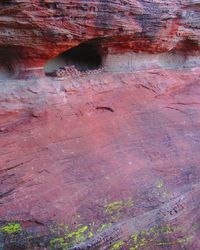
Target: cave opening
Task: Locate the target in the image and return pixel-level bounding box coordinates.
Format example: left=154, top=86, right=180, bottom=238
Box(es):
left=44, top=41, right=103, bottom=77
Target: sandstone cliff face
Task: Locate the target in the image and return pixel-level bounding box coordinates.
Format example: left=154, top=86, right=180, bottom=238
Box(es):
left=0, top=1, right=200, bottom=250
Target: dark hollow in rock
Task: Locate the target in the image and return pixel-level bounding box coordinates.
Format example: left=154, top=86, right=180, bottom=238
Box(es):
left=44, top=41, right=103, bottom=76
left=0, top=46, right=20, bottom=80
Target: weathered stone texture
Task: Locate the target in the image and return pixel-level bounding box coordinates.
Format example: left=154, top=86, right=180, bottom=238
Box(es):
left=0, top=1, right=200, bottom=249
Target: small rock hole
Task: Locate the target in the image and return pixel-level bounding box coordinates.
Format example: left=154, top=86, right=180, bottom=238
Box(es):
left=96, top=107, right=114, bottom=112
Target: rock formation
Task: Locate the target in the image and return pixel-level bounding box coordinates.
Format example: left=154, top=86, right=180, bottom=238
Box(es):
left=0, top=1, right=200, bottom=249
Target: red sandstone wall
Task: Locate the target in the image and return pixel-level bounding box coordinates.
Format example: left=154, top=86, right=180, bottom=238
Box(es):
left=0, top=1, right=200, bottom=249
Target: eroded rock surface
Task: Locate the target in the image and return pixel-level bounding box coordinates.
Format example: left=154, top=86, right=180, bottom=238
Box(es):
left=0, top=1, right=200, bottom=250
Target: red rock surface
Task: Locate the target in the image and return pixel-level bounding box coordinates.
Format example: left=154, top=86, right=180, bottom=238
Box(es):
left=0, top=1, right=200, bottom=250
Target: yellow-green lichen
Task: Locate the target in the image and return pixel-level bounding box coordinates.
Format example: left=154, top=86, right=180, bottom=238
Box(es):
left=50, top=221, right=116, bottom=250
left=130, top=244, right=139, bottom=250
left=132, top=232, right=138, bottom=242
left=49, top=223, right=93, bottom=249
left=97, top=223, right=112, bottom=233
left=87, top=222, right=95, bottom=238
left=131, top=236, right=146, bottom=249
left=0, top=223, right=22, bottom=234
left=67, top=225, right=88, bottom=242
left=105, top=199, right=134, bottom=215
left=160, top=225, right=174, bottom=234
left=129, top=225, right=192, bottom=250
left=50, top=237, right=69, bottom=249
left=88, top=231, right=94, bottom=238
left=111, top=240, right=124, bottom=250
left=156, top=179, right=164, bottom=189
left=105, top=201, right=123, bottom=214
left=126, top=199, right=134, bottom=207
